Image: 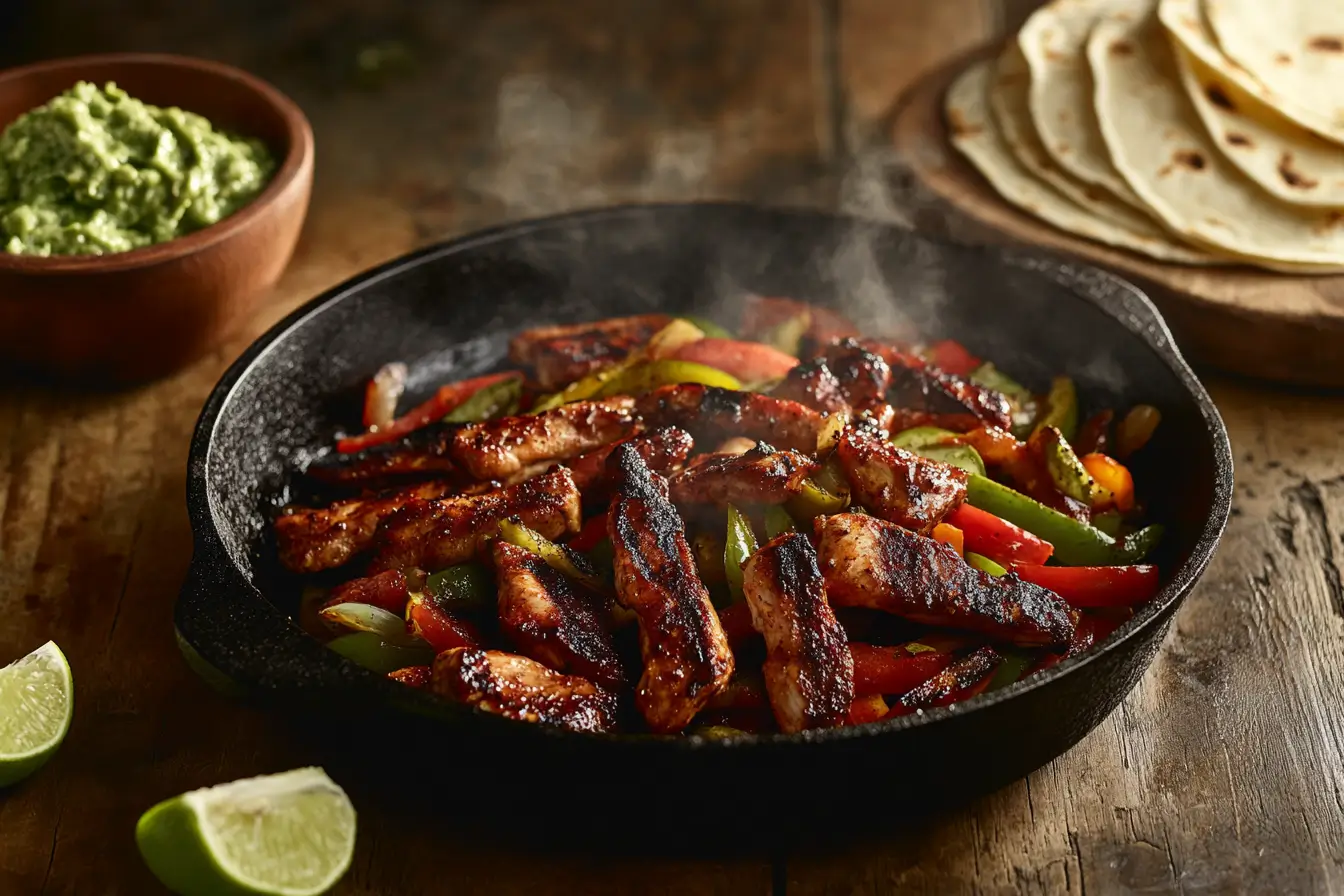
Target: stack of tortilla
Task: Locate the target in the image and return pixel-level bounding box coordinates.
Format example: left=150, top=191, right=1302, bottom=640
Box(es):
left=945, top=0, right=1344, bottom=272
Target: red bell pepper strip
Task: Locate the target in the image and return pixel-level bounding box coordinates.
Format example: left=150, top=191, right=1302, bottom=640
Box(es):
left=947, top=503, right=1054, bottom=566
left=846, top=694, right=889, bottom=725
left=849, top=643, right=957, bottom=698
left=1009, top=563, right=1160, bottom=608
left=884, top=647, right=1002, bottom=717
left=717, top=601, right=760, bottom=651
left=405, top=592, right=480, bottom=652
left=388, top=665, right=432, bottom=688
left=668, top=338, right=799, bottom=383
left=338, top=371, right=523, bottom=454
left=925, top=339, right=980, bottom=376
left=321, top=568, right=421, bottom=615
left=567, top=512, right=611, bottom=554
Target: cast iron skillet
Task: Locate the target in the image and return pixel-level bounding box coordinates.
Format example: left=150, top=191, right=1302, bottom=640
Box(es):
left=179, top=202, right=1231, bottom=842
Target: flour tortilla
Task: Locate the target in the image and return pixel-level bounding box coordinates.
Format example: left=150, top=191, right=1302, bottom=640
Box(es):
left=946, top=60, right=1216, bottom=264
left=1160, top=0, right=1344, bottom=145
left=989, top=41, right=1183, bottom=242
left=1018, top=0, right=1147, bottom=207
left=1171, top=40, right=1344, bottom=207
left=1089, top=10, right=1344, bottom=269
left=1204, top=0, right=1344, bottom=139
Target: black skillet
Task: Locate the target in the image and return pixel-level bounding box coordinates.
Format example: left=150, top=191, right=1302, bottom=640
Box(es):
left=179, top=202, right=1232, bottom=844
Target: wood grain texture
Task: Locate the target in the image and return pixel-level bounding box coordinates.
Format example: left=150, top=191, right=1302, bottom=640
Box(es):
left=888, top=47, right=1344, bottom=390
left=1, top=0, right=1342, bottom=893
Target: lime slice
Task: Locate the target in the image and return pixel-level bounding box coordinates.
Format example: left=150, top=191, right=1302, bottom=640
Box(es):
left=0, top=640, right=73, bottom=787
left=136, top=767, right=356, bottom=896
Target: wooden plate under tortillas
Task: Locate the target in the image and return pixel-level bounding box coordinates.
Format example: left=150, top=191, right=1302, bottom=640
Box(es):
left=890, top=46, right=1344, bottom=389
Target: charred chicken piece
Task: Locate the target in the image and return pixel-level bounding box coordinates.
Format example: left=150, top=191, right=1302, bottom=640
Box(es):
left=432, top=647, right=618, bottom=733
left=816, top=513, right=1077, bottom=646
left=834, top=427, right=967, bottom=534
left=370, top=468, right=581, bottom=573
left=493, top=540, right=626, bottom=690
left=635, top=384, right=829, bottom=454
left=302, top=424, right=462, bottom=490
left=275, top=479, right=456, bottom=574
left=885, top=358, right=1013, bottom=432
left=565, top=426, right=695, bottom=499
left=668, top=442, right=819, bottom=507
left=508, top=314, right=671, bottom=390
left=450, top=398, right=640, bottom=481
left=741, top=532, right=854, bottom=733
left=606, top=443, right=734, bottom=733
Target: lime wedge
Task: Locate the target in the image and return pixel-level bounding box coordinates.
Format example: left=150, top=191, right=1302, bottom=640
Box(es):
left=136, top=767, right=356, bottom=896
left=0, top=640, right=73, bottom=787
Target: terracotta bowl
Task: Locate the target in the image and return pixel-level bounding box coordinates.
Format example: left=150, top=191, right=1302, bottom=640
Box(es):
left=0, top=53, right=314, bottom=384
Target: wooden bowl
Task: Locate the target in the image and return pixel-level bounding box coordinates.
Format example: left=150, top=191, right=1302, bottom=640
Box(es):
left=0, top=53, right=314, bottom=384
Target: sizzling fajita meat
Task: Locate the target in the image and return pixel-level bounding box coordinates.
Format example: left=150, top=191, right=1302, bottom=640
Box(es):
left=741, top=532, right=853, bottom=733
left=564, top=426, right=695, bottom=497
left=370, top=468, right=582, bottom=573
left=668, top=442, right=819, bottom=506
left=450, top=398, right=640, bottom=481
left=492, top=540, right=626, bottom=689
left=302, top=424, right=462, bottom=490
left=885, top=357, right=1014, bottom=431
left=508, top=314, right=671, bottom=390
left=432, top=647, right=618, bottom=733
left=635, top=384, right=830, bottom=454
left=606, top=443, right=734, bottom=733
left=275, top=479, right=456, bottom=574
left=816, top=513, right=1077, bottom=646
left=834, top=427, right=967, bottom=534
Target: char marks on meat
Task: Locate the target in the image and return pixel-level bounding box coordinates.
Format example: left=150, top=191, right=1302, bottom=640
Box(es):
left=668, top=442, right=818, bottom=506
left=508, top=314, right=671, bottom=390
left=493, top=540, right=626, bottom=689
left=275, top=479, right=456, bottom=574
left=370, top=468, right=581, bottom=573
left=742, top=532, right=853, bottom=733
left=432, top=647, right=617, bottom=733
left=834, top=427, right=967, bottom=534
left=565, top=426, right=695, bottom=503
left=816, top=513, right=1076, bottom=646
left=303, top=424, right=461, bottom=490
left=635, top=384, right=828, bottom=454
left=450, top=398, right=640, bottom=481
left=605, top=443, right=734, bottom=733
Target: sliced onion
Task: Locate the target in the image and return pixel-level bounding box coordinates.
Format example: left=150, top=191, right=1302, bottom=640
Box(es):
left=363, top=362, right=409, bottom=430
left=319, top=602, right=420, bottom=646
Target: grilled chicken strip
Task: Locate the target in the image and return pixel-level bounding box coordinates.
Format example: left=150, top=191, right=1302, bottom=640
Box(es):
left=508, top=314, right=671, bottom=390
left=565, top=426, right=695, bottom=497
left=635, top=384, right=829, bottom=454
left=742, top=532, right=853, bottom=733
left=493, top=540, right=626, bottom=689
left=370, top=468, right=581, bottom=573
left=275, top=479, right=456, bottom=574
left=432, top=647, right=618, bottom=733
left=834, top=427, right=967, bottom=534
left=816, top=513, right=1077, bottom=646
left=302, top=424, right=461, bottom=490
left=668, top=442, right=819, bottom=506
left=606, top=443, right=734, bottom=733
left=885, top=358, right=1013, bottom=432
left=450, top=398, right=640, bottom=481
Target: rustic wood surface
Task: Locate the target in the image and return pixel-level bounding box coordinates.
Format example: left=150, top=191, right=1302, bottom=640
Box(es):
left=888, top=45, right=1344, bottom=391
left=0, top=1, right=1341, bottom=893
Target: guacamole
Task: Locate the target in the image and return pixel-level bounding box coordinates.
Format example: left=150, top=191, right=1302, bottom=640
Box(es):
left=0, top=81, right=275, bottom=256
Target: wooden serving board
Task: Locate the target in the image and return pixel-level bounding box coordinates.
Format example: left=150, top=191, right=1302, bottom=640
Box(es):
left=890, top=47, right=1344, bottom=390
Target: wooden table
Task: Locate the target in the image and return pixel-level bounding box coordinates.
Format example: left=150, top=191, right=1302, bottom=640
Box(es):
left=2, top=1, right=1342, bottom=893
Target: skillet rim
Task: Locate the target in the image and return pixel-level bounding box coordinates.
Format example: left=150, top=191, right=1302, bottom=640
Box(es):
left=181, top=200, right=1234, bottom=750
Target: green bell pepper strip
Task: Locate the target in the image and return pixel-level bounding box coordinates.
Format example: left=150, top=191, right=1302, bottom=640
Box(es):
left=724, top=505, right=759, bottom=604
left=425, top=563, right=494, bottom=614
left=984, top=649, right=1033, bottom=692
left=1038, top=426, right=1101, bottom=505
left=327, top=632, right=435, bottom=675
left=763, top=505, right=797, bottom=539
left=812, top=455, right=850, bottom=498
left=1034, top=377, right=1078, bottom=442
left=680, top=316, right=734, bottom=339
left=966, top=552, right=1008, bottom=576
left=785, top=478, right=848, bottom=520
left=594, top=359, right=741, bottom=398
left=496, top=518, right=614, bottom=597
left=891, top=426, right=987, bottom=477
left=966, top=474, right=1163, bottom=566
left=443, top=377, right=523, bottom=423
left=760, top=312, right=810, bottom=356
left=531, top=356, right=640, bottom=412
left=1092, top=510, right=1124, bottom=537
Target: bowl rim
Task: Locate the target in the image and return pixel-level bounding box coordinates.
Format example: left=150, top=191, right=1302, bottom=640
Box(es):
left=181, top=200, right=1235, bottom=750
left=0, top=52, right=314, bottom=274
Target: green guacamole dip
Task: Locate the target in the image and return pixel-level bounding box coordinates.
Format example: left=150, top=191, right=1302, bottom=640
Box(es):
left=0, top=81, right=275, bottom=256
